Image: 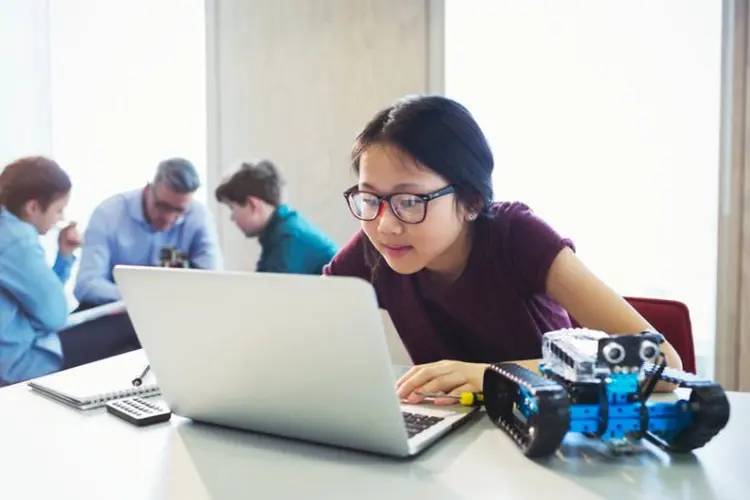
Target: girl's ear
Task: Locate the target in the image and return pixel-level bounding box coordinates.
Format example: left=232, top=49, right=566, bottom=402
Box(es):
left=22, top=199, right=40, bottom=218
left=456, top=200, right=476, bottom=222
left=465, top=196, right=484, bottom=221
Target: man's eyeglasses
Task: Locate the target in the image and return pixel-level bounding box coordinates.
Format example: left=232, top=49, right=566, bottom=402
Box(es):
left=343, top=185, right=455, bottom=224
left=150, top=184, right=187, bottom=214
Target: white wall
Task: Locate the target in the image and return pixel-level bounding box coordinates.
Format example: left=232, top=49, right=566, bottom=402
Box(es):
left=206, top=0, right=436, bottom=270
left=0, top=0, right=52, bottom=164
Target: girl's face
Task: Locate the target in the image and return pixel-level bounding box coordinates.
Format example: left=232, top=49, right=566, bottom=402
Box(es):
left=24, top=193, right=69, bottom=235
left=356, top=143, right=472, bottom=278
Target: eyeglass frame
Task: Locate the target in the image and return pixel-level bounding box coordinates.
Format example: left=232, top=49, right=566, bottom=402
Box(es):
left=148, top=183, right=189, bottom=214
left=343, top=184, right=456, bottom=224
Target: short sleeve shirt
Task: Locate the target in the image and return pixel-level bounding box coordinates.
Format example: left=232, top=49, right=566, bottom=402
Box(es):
left=322, top=202, right=574, bottom=364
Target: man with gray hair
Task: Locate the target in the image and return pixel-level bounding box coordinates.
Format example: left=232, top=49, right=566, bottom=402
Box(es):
left=73, top=158, right=223, bottom=309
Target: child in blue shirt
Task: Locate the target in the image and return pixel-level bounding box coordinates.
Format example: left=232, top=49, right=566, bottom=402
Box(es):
left=0, top=156, right=137, bottom=384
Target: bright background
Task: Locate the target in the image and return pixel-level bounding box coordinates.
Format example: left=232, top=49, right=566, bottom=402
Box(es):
left=444, top=0, right=722, bottom=376
left=0, top=0, right=723, bottom=376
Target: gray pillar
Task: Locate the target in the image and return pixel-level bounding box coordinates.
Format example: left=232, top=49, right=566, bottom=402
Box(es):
left=205, top=0, right=442, bottom=270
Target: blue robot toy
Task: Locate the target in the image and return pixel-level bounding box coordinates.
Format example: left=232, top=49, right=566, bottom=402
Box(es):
left=482, top=329, right=731, bottom=458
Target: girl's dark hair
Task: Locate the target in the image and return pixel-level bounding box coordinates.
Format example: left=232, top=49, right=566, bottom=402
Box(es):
left=352, top=94, right=494, bottom=214
left=0, top=156, right=71, bottom=217
left=351, top=95, right=495, bottom=274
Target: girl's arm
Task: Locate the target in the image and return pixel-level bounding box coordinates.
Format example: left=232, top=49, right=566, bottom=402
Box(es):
left=542, top=247, right=683, bottom=391
left=0, top=239, right=69, bottom=332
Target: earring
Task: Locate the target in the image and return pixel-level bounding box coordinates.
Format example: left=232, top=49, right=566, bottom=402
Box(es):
left=467, top=212, right=477, bottom=221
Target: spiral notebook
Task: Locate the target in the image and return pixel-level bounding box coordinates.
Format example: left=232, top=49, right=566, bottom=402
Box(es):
left=27, top=349, right=160, bottom=410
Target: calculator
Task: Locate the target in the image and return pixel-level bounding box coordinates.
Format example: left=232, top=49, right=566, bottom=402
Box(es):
left=106, top=397, right=172, bottom=427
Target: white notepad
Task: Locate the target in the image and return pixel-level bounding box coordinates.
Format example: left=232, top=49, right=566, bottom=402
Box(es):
left=27, top=349, right=160, bottom=410
left=62, top=300, right=127, bottom=331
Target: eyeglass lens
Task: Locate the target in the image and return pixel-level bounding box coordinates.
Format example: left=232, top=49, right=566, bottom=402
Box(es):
left=348, top=192, right=427, bottom=223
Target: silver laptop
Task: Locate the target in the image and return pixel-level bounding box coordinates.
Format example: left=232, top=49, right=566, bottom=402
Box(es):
left=112, top=266, right=479, bottom=458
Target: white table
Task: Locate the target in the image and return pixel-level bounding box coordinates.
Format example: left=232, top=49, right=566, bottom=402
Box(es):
left=0, top=354, right=747, bottom=500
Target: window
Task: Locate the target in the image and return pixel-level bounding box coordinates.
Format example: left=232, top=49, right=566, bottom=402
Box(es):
left=0, top=0, right=52, bottom=163
left=48, top=0, right=208, bottom=224
left=445, top=0, right=722, bottom=376
left=5, top=0, right=208, bottom=304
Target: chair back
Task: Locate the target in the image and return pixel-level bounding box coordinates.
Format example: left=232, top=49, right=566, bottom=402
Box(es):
left=569, top=296, right=697, bottom=373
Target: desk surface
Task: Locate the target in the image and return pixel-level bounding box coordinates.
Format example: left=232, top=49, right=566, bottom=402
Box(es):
left=0, top=354, right=747, bottom=500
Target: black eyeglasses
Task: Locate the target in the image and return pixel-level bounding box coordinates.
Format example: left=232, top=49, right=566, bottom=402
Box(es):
left=149, top=184, right=187, bottom=214
left=343, top=184, right=455, bottom=224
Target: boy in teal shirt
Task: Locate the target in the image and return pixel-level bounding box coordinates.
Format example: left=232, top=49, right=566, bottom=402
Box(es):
left=215, top=160, right=338, bottom=274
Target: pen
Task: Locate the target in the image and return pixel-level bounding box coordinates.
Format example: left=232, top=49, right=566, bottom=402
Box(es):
left=132, top=364, right=151, bottom=387
left=416, top=391, right=484, bottom=406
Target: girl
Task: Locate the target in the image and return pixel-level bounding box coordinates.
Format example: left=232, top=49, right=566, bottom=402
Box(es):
left=0, top=156, right=136, bottom=384
left=323, top=95, right=682, bottom=404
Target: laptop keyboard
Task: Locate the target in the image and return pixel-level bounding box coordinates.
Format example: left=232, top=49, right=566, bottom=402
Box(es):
left=402, top=411, right=444, bottom=438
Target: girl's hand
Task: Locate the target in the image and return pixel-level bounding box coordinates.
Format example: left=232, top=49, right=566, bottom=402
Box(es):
left=396, top=360, right=488, bottom=406
left=58, top=222, right=82, bottom=255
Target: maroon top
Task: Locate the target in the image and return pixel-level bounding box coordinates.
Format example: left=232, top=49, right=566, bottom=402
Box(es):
left=322, top=202, right=574, bottom=364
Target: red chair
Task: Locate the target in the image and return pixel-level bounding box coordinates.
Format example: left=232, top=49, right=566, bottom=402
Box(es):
left=570, top=296, right=697, bottom=374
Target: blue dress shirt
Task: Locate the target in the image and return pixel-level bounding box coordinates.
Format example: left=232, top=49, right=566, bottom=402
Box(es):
left=74, top=188, right=223, bottom=305
left=0, top=209, right=73, bottom=383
